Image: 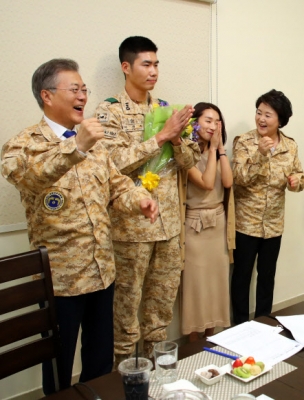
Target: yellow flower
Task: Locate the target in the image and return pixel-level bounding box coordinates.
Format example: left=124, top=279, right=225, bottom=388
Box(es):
left=184, top=124, right=193, bottom=136
left=153, top=103, right=160, bottom=109
left=182, top=118, right=197, bottom=138
left=138, top=171, right=161, bottom=191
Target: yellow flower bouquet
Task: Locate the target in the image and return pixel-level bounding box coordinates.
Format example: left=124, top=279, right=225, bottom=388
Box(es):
left=138, top=103, right=199, bottom=191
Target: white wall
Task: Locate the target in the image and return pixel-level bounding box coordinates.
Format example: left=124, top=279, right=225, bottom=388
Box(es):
left=0, top=0, right=210, bottom=228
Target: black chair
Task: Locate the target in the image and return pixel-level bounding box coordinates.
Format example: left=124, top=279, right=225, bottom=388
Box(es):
left=0, top=246, right=61, bottom=391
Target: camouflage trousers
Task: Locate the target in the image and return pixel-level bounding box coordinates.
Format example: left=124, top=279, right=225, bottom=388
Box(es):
left=113, top=235, right=181, bottom=358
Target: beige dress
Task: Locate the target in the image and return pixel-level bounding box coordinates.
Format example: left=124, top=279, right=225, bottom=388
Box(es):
left=182, top=152, right=231, bottom=334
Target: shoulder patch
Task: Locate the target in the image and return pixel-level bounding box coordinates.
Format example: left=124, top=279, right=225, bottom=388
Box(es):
left=97, top=111, right=110, bottom=124
left=104, top=130, right=117, bottom=139
left=104, top=97, right=119, bottom=104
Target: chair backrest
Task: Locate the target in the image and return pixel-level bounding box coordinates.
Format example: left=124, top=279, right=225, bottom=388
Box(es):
left=0, top=246, right=61, bottom=390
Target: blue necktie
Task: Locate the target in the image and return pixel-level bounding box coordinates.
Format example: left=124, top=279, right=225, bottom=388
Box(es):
left=63, top=130, right=76, bottom=138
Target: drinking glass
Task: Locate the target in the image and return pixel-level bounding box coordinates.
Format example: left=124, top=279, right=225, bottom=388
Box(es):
left=154, top=341, right=178, bottom=384
left=118, top=357, right=153, bottom=400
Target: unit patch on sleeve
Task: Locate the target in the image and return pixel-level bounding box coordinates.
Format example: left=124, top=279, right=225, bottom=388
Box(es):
left=44, top=191, right=65, bottom=211
left=104, top=130, right=117, bottom=138
left=122, top=117, right=144, bottom=132
left=97, top=112, right=110, bottom=124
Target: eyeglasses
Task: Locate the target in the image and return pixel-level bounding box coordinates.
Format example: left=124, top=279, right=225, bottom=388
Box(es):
left=48, top=87, right=91, bottom=96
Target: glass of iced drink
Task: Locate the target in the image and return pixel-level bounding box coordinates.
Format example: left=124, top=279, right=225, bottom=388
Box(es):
left=118, top=357, right=153, bottom=400
left=154, top=341, right=178, bottom=384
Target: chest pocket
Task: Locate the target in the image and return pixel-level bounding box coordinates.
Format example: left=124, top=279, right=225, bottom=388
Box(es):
left=93, top=169, right=110, bottom=205
left=93, top=168, right=110, bottom=185
left=52, top=170, right=75, bottom=189
left=269, top=163, right=290, bottom=190
left=247, top=144, right=259, bottom=163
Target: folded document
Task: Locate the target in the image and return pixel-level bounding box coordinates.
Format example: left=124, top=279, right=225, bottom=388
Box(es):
left=207, top=320, right=303, bottom=366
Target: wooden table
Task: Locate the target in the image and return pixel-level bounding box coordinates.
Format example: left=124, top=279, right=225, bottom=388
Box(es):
left=41, top=302, right=304, bottom=400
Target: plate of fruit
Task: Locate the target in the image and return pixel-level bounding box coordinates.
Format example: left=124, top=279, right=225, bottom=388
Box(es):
left=228, top=356, right=272, bottom=382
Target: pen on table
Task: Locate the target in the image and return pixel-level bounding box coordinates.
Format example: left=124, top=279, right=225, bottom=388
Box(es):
left=203, top=347, right=238, bottom=360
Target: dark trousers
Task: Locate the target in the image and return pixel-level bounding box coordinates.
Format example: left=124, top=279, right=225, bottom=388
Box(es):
left=42, top=283, right=114, bottom=395
left=231, top=232, right=282, bottom=325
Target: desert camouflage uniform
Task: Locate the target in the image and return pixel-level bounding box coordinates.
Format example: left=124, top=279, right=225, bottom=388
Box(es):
left=232, top=129, right=303, bottom=238
left=232, top=129, right=303, bottom=324
left=95, top=90, right=200, bottom=358
left=1, top=118, right=152, bottom=296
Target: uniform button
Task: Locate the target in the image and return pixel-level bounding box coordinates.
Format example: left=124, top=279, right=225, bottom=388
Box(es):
left=183, top=202, right=186, bottom=205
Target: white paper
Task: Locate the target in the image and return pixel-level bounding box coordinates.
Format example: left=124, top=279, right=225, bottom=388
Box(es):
left=207, top=321, right=303, bottom=366
left=276, top=315, right=304, bottom=345
left=248, top=320, right=283, bottom=334
left=256, top=395, right=275, bottom=400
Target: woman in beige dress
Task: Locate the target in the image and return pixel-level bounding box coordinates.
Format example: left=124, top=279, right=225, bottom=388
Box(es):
left=182, top=102, right=233, bottom=341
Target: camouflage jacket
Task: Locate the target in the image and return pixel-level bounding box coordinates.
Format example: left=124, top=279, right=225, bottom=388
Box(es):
left=95, top=90, right=201, bottom=242
left=1, top=119, right=152, bottom=296
left=232, top=129, right=303, bottom=238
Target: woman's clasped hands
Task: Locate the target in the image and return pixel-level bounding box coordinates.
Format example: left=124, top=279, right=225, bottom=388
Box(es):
left=209, top=121, right=223, bottom=152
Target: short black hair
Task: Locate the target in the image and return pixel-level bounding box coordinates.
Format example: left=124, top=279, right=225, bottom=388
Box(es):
left=119, top=36, right=158, bottom=65
left=256, top=89, right=293, bottom=128
left=32, top=58, right=79, bottom=109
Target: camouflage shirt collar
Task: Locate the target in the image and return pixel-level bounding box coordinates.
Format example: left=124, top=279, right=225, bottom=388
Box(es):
left=36, top=118, right=61, bottom=142
left=122, top=89, right=154, bottom=114
left=277, top=130, right=293, bottom=153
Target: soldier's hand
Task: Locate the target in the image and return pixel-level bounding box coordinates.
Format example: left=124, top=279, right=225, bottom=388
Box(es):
left=156, top=105, right=194, bottom=147
left=258, top=136, right=274, bottom=156
left=76, top=118, right=104, bottom=153
left=288, top=174, right=299, bottom=188
left=140, top=198, right=159, bottom=224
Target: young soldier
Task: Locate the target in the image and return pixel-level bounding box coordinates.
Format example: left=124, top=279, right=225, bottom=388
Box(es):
left=95, top=36, right=200, bottom=366
left=1, top=58, right=158, bottom=394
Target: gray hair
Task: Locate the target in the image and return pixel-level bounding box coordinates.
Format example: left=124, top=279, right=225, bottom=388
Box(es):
left=32, top=58, right=79, bottom=109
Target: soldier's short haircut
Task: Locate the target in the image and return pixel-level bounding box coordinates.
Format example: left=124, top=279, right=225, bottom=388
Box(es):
left=32, top=58, right=79, bottom=109
left=256, top=89, right=293, bottom=128
left=119, top=36, right=158, bottom=65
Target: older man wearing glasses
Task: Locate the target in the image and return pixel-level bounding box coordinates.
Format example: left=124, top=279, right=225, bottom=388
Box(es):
left=1, top=58, right=158, bottom=395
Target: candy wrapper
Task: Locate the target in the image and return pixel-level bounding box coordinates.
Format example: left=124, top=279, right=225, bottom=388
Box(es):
left=137, top=104, right=200, bottom=191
